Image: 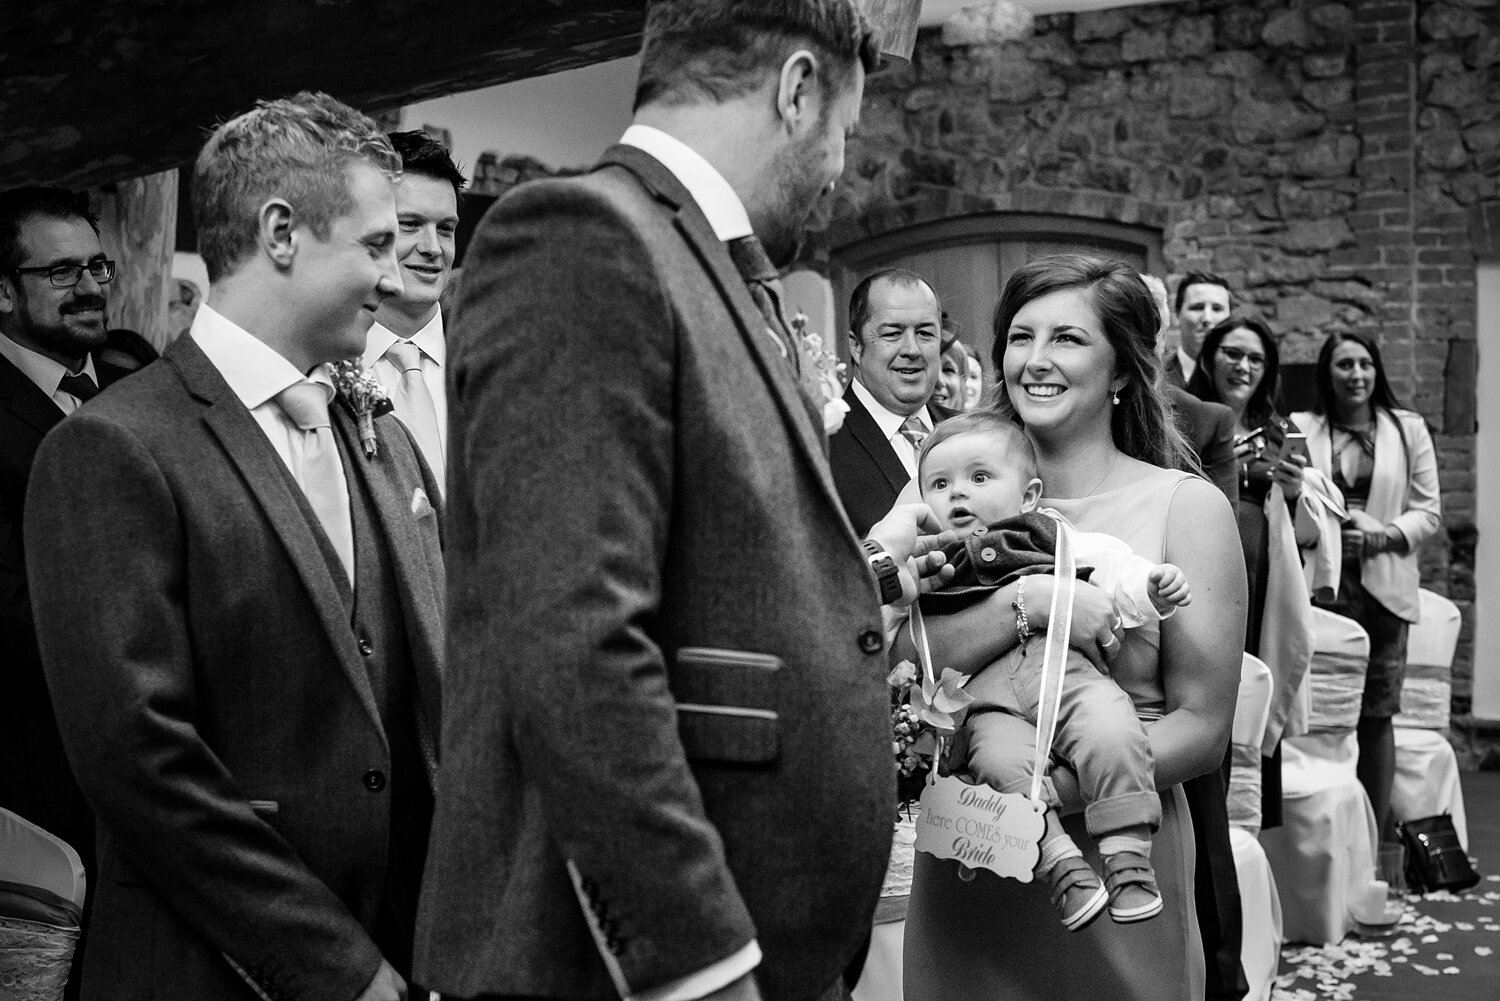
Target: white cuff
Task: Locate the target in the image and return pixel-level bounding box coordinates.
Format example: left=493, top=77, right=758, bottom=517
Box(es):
left=634, top=942, right=762, bottom=1001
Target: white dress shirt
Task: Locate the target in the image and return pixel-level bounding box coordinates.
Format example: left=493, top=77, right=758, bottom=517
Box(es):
left=850, top=377, right=933, bottom=477
left=1176, top=345, right=1198, bottom=384
left=190, top=303, right=350, bottom=524
left=0, top=332, right=101, bottom=415
left=363, top=310, right=447, bottom=460
left=612, top=125, right=762, bottom=1001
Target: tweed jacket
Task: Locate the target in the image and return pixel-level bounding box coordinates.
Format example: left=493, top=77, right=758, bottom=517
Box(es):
left=413, top=144, right=894, bottom=1001
left=25, top=335, right=444, bottom=1001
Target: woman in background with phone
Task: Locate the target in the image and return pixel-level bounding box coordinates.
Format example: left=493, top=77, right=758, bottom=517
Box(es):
left=1294, top=332, right=1441, bottom=842
left=1187, top=315, right=1316, bottom=830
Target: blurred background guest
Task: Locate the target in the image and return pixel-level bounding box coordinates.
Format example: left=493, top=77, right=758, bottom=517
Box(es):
left=1293, top=332, right=1442, bottom=842
left=1164, top=272, right=1232, bottom=391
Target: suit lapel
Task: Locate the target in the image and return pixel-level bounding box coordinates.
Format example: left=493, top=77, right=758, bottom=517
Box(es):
left=331, top=406, right=444, bottom=775
left=596, top=145, right=852, bottom=534
left=0, top=353, right=66, bottom=438
left=843, top=386, right=910, bottom=495
left=166, top=337, right=386, bottom=741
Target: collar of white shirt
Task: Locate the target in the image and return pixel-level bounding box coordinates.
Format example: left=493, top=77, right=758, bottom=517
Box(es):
left=1176, top=345, right=1197, bottom=383
left=190, top=303, right=335, bottom=410
left=363, top=309, right=445, bottom=371
left=850, top=376, right=932, bottom=446
left=0, top=331, right=100, bottom=402
left=619, top=124, right=753, bottom=242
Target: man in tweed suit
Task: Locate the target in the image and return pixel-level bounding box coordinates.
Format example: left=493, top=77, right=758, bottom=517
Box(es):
left=414, top=4, right=949, bottom=1000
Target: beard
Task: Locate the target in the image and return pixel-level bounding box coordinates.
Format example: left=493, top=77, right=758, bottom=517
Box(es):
left=751, top=132, right=835, bottom=270
left=14, top=289, right=110, bottom=361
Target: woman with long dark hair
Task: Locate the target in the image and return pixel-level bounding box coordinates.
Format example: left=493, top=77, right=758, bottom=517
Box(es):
left=1291, top=333, right=1441, bottom=841
left=904, top=255, right=1245, bottom=1000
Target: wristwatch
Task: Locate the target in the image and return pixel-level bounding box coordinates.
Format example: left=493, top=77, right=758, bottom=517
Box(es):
left=861, top=539, right=904, bottom=605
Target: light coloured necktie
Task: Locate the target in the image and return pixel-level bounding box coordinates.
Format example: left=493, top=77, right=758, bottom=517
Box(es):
left=384, top=338, right=445, bottom=490
left=274, top=380, right=354, bottom=583
left=899, top=413, right=929, bottom=453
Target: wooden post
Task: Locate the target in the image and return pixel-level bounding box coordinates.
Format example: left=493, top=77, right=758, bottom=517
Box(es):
left=862, top=0, right=922, bottom=61
left=93, top=169, right=177, bottom=352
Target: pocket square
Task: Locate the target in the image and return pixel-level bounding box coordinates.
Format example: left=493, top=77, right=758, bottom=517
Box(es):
left=411, top=487, right=435, bottom=518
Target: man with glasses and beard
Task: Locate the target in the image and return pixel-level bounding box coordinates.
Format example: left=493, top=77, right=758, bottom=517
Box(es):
left=0, top=187, right=129, bottom=893
left=414, top=3, right=952, bottom=1000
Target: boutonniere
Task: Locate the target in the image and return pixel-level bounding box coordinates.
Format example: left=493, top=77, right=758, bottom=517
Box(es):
left=329, top=359, right=393, bottom=458
left=789, top=312, right=850, bottom=435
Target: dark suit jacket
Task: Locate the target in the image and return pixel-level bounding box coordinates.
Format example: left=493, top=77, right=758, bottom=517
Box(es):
left=1163, top=351, right=1188, bottom=390
left=0, top=351, right=128, bottom=864
left=24, top=336, right=444, bottom=1001
left=829, top=385, right=956, bottom=537
left=414, top=145, right=893, bottom=1001
left=1167, top=385, right=1239, bottom=507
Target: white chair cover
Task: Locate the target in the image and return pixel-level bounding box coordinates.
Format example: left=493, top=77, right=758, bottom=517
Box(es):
left=1231, top=655, right=1282, bottom=1001
left=1260, top=608, right=1380, bottom=945
left=0, top=809, right=86, bottom=910
left=1391, top=589, right=1468, bottom=848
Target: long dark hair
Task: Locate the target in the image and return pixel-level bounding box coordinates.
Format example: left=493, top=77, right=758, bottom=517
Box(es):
left=990, top=254, right=1196, bottom=473
left=1186, top=315, right=1281, bottom=429
left=1312, top=331, right=1404, bottom=419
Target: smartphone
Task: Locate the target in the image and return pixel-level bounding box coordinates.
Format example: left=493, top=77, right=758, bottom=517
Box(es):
left=1279, top=431, right=1309, bottom=464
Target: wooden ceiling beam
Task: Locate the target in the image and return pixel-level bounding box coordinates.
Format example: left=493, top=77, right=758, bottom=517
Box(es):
left=0, top=1, right=645, bottom=190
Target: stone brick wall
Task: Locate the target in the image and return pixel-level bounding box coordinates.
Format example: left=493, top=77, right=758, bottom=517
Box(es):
left=823, top=0, right=1500, bottom=742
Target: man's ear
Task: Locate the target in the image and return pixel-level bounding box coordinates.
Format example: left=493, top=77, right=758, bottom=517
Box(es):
left=1019, top=477, right=1044, bottom=514
left=0, top=275, right=16, bottom=316
left=776, top=49, right=820, bottom=134
left=259, top=198, right=297, bottom=269
left=847, top=328, right=864, bottom=366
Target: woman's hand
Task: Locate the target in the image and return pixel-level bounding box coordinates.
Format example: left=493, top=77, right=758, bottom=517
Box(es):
left=1343, top=508, right=1389, bottom=556
left=1270, top=450, right=1307, bottom=499
left=1024, top=575, right=1123, bottom=670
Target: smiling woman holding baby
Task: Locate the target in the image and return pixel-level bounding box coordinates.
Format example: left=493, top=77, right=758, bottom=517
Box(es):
left=903, top=255, right=1246, bottom=1001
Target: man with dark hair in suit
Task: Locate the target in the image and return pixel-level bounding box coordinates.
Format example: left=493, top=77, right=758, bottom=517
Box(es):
left=413, top=3, right=952, bottom=1001
left=831, top=268, right=951, bottom=536
left=1164, top=272, right=1233, bottom=390
left=365, top=129, right=465, bottom=492
left=0, top=186, right=129, bottom=875
left=26, top=92, right=444, bottom=1001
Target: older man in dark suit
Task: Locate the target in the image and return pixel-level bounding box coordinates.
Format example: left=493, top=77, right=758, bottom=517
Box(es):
left=830, top=269, right=955, bottom=536
left=413, top=4, right=949, bottom=1001
left=0, top=188, right=130, bottom=878
left=26, top=93, right=443, bottom=1001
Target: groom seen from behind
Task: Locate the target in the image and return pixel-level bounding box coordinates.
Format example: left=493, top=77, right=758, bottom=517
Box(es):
left=414, top=3, right=946, bottom=1001
left=26, top=93, right=444, bottom=1001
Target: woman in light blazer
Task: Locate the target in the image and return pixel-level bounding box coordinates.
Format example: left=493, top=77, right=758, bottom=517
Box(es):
left=1292, top=332, right=1441, bottom=840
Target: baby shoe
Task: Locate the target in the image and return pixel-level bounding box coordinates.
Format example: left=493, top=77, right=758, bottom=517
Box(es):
left=1046, top=855, right=1108, bottom=932
left=1103, top=850, right=1164, bottom=923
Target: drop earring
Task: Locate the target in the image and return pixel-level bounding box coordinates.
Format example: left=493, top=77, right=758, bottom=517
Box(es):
left=1112, top=391, right=1121, bottom=405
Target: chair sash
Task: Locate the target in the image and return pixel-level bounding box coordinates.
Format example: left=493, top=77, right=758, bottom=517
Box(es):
left=1306, top=649, right=1365, bottom=733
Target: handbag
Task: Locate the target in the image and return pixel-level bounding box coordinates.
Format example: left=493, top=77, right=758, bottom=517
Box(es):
left=1398, top=814, right=1480, bottom=893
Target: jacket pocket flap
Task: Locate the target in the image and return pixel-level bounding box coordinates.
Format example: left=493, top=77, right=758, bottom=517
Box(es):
left=673, top=647, right=780, bottom=764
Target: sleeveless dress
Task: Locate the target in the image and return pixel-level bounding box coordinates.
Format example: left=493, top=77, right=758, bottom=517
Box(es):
left=904, top=468, right=1205, bottom=1001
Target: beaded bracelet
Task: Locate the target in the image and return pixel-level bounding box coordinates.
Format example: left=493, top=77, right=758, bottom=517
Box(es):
left=1014, top=576, right=1032, bottom=642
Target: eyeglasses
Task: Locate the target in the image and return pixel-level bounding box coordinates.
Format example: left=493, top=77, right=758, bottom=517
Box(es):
left=8, top=260, right=116, bottom=288
left=1218, top=345, right=1266, bottom=370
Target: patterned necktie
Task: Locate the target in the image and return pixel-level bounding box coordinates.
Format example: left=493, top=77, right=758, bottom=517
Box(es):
left=899, top=413, right=929, bottom=452
left=58, top=372, right=99, bottom=403
left=274, top=380, right=354, bottom=583
left=383, top=339, right=445, bottom=491
left=725, top=234, right=801, bottom=376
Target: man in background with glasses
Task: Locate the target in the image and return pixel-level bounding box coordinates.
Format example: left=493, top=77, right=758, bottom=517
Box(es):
left=0, top=185, right=130, bottom=996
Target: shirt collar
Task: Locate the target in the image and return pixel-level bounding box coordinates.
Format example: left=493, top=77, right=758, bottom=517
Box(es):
left=851, top=376, right=931, bottom=442
left=0, top=331, right=99, bottom=399
left=364, top=309, right=446, bottom=370
left=191, top=303, right=334, bottom=410
left=1177, top=345, right=1197, bottom=383
left=619, top=124, right=754, bottom=241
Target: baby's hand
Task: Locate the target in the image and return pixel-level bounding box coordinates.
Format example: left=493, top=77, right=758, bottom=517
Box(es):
left=1148, top=564, right=1192, bottom=612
